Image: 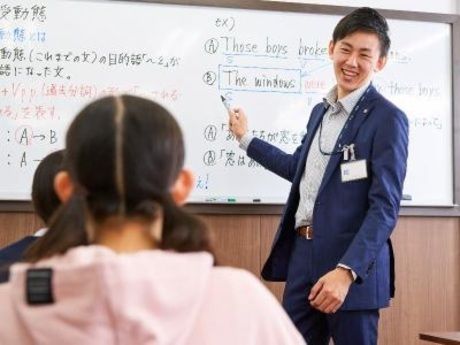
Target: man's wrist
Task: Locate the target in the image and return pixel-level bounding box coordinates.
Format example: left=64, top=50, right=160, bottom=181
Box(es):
left=239, top=133, right=254, bottom=151
left=336, top=265, right=356, bottom=282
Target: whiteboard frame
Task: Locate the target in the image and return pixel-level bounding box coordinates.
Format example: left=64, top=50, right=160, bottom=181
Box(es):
left=0, top=0, right=459, bottom=216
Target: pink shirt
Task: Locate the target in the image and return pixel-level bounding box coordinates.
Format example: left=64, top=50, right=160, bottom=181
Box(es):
left=0, top=246, right=305, bottom=345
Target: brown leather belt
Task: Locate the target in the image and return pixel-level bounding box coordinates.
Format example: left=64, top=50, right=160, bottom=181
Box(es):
left=296, top=225, right=314, bottom=240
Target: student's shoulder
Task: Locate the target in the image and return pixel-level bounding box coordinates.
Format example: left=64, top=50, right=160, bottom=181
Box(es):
left=207, top=267, right=305, bottom=344
left=208, top=266, right=279, bottom=306
left=209, top=267, right=268, bottom=296
left=210, top=266, right=260, bottom=288
left=207, top=267, right=275, bottom=314
left=0, top=282, right=14, bottom=315
left=0, top=236, right=37, bottom=261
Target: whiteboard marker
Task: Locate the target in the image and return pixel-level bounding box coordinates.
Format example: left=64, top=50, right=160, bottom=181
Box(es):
left=221, top=95, right=239, bottom=118
left=221, top=95, right=230, bottom=111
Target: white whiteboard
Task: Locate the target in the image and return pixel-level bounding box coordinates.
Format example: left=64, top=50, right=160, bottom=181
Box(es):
left=0, top=0, right=453, bottom=206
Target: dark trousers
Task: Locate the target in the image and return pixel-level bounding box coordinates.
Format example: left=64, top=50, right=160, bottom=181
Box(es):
left=282, top=236, right=379, bottom=345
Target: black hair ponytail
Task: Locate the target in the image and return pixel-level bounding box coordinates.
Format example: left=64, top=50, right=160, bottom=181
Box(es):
left=25, top=194, right=88, bottom=262
left=160, top=196, right=215, bottom=258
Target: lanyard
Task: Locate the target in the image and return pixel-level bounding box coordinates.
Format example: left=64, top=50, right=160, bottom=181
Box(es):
left=317, top=86, right=371, bottom=157
left=317, top=115, right=345, bottom=156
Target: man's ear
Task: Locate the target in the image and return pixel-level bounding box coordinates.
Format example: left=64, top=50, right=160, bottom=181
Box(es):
left=171, top=169, right=195, bottom=205
left=374, top=55, right=387, bottom=72
left=54, top=171, right=74, bottom=203
left=328, top=40, right=335, bottom=59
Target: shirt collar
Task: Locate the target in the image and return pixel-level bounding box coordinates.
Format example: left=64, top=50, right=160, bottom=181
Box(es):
left=34, top=228, right=48, bottom=237
left=323, top=81, right=371, bottom=115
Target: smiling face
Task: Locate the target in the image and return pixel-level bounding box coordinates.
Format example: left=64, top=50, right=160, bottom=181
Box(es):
left=329, top=31, right=387, bottom=99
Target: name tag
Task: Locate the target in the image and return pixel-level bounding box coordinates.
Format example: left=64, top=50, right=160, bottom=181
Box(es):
left=341, top=159, right=367, bottom=182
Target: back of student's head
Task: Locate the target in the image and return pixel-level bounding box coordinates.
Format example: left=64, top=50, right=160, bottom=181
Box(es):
left=333, top=7, right=390, bottom=57
left=26, top=95, right=213, bottom=261
left=31, top=149, right=64, bottom=224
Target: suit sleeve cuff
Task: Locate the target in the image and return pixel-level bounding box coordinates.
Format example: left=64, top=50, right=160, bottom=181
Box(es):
left=337, top=263, right=357, bottom=281
left=239, top=133, right=255, bottom=151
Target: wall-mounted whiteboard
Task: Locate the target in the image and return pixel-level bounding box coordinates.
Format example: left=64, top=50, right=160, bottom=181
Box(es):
left=0, top=0, right=453, bottom=206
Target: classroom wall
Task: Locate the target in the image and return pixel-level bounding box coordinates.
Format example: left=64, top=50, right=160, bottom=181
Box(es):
left=265, top=0, right=458, bottom=14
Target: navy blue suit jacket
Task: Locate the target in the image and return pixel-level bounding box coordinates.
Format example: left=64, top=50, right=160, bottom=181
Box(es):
left=0, top=236, right=37, bottom=283
left=247, top=85, right=409, bottom=310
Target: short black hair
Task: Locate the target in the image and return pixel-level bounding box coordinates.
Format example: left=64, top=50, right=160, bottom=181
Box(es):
left=333, top=7, right=390, bottom=57
left=31, top=150, right=64, bottom=224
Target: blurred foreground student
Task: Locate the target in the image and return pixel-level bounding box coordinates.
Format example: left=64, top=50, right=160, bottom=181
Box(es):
left=0, top=95, right=305, bottom=345
left=0, top=150, right=64, bottom=283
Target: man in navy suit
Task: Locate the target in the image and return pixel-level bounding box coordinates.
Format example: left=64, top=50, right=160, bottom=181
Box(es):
left=228, top=7, right=408, bottom=345
left=0, top=150, right=64, bottom=283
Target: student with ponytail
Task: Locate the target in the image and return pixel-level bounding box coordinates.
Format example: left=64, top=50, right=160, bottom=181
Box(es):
left=0, top=95, right=304, bottom=345
left=0, top=149, right=64, bottom=283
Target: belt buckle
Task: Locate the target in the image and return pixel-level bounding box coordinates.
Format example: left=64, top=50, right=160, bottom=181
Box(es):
left=305, top=225, right=313, bottom=240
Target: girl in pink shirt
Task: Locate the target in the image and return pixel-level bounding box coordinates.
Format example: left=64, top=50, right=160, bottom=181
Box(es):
left=0, top=95, right=305, bottom=345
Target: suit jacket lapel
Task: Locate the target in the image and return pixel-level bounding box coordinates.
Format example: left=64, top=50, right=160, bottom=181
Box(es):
left=317, top=85, right=379, bottom=196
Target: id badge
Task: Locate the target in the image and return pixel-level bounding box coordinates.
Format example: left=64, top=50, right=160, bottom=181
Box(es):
left=341, top=159, right=368, bottom=182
